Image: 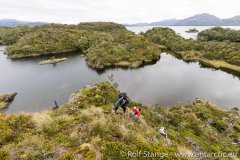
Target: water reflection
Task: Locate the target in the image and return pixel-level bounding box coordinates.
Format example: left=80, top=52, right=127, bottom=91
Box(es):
left=1, top=48, right=239, bottom=113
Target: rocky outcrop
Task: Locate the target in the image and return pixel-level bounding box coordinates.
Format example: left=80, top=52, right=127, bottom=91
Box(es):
left=0, top=93, right=17, bottom=109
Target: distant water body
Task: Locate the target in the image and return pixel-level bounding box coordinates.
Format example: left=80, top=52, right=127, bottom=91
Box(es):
left=126, top=26, right=240, bottom=39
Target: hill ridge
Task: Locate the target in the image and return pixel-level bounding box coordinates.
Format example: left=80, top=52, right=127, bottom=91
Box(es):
left=127, top=13, right=240, bottom=26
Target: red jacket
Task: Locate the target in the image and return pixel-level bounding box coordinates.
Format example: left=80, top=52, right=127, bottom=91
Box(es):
left=132, top=108, right=141, bottom=117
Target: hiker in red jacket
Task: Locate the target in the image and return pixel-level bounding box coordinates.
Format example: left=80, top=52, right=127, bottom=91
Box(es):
left=132, top=107, right=141, bottom=117
left=130, top=107, right=141, bottom=121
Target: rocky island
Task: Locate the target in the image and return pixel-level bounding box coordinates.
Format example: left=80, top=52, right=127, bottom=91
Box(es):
left=0, top=93, right=17, bottom=110
left=39, top=57, right=67, bottom=65
left=186, top=28, right=199, bottom=33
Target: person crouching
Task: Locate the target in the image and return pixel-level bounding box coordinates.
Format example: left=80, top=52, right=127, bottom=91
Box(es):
left=130, top=106, right=141, bottom=121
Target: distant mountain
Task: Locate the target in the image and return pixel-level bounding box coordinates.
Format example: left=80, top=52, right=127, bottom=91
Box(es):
left=126, top=19, right=180, bottom=26
left=222, top=16, right=240, bottom=26
left=174, top=13, right=222, bottom=26
left=126, top=13, right=240, bottom=26
left=124, top=22, right=149, bottom=26
left=0, top=19, right=47, bottom=27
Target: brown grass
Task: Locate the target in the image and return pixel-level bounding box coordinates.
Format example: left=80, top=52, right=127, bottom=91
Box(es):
left=32, top=110, right=53, bottom=127
left=0, top=102, right=6, bottom=109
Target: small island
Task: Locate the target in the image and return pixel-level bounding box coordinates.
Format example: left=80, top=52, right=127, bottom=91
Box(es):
left=186, top=28, right=199, bottom=33
left=39, top=57, right=67, bottom=65
left=0, top=22, right=161, bottom=70
left=0, top=93, right=17, bottom=110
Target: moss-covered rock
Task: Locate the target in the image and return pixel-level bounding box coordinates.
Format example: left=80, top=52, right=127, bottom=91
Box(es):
left=0, top=93, right=17, bottom=110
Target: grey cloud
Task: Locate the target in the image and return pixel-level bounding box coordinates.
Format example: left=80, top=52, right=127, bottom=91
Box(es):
left=0, top=0, right=239, bottom=23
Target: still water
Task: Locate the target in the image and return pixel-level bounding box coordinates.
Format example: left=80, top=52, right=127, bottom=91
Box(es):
left=126, top=26, right=240, bottom=39
left=1, top=26, right=240, bottom=113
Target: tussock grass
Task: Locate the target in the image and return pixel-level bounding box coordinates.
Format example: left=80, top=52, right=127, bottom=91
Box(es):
left=32, top=110, right=53, bottom=128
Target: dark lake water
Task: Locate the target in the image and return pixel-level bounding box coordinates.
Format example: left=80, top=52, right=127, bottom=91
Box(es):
left=1, top=45, right=240, bottom=113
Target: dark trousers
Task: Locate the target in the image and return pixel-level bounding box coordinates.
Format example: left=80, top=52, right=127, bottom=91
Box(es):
left=113, top=105, right=127, bottom=113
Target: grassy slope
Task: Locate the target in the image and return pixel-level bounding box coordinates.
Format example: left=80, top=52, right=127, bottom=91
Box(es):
left=0, top=82, right=239, bottom=160
left=143, top=27, right=240, bottom=76
left=0, top=23, right=161, bottom=70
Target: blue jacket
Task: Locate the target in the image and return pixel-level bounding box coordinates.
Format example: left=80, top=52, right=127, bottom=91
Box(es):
left=114, top=97, right=130, bottom=108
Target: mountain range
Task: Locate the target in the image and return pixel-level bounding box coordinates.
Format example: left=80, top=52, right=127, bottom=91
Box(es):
left=0, top=19, right=46, bottom=27
left=2, top=13, right=240, bottom=27
left=127, top=13, right=240, bottom=26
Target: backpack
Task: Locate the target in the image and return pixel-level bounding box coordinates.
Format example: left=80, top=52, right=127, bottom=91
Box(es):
left=119, top=92, right=127, bottom=99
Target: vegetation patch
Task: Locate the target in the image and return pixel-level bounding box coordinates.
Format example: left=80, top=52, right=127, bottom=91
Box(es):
left=0, top=22, right=161, bottom=70
left=197, top=27, right=240, bottom=42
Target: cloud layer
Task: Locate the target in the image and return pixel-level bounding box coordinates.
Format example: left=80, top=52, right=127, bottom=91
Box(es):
left=0, top=0, right=240, bottom=24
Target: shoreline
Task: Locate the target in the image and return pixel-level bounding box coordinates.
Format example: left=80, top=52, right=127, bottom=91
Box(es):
left=4, top=46, right=240, bottom=76
left=7, top=49, right=80, bottom=59
left=169, top=51, right=240, bottom=78
left=6, top=48, right=161, bottom=70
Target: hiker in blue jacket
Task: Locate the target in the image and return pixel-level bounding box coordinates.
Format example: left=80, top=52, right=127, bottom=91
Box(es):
left=112, top=92, right=130, bottom=114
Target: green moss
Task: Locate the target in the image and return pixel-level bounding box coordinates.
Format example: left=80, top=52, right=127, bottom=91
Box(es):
left=60, top=151, right=75, bottom=160
left=0, top=150, right=8, bottom=160
left=68, top=82, right=119, bottom=109
left=102, top=141, right=130, bottom=160
left=0, top=113, right=36, bottom=145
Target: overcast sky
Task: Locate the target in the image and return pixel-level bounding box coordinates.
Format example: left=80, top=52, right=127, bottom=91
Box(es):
left=0, top=0, right=240, bottom=24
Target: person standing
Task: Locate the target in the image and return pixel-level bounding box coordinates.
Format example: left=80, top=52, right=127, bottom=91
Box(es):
left=112, top=92, right=130, bottom=114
